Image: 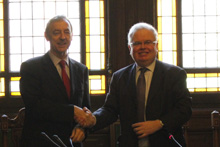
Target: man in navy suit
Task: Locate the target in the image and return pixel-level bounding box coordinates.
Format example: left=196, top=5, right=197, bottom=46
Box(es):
left=82, top=22, right=192, bottom=147
left=20, top=15, right=92, bottom=147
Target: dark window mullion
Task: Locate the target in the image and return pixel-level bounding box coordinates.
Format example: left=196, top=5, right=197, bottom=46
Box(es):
left=176, top=0, right=183, bottom=68
left=80, top=0, right=86, bottom=65
left=3, top=0, right=10, bottom=98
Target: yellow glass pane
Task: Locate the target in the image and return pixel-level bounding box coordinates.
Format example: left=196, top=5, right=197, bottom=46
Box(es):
left=172, top=51, right=177, bottom=65
left=0, top=3, right=3, bottom=19
left=101, top=53, right=105, bottom=69
left=172, top=34, right=177, bottom=51
left=101, top=36, right=105, bottom=52
left=89, top=75, right=106, bottom=94
left=101, top=75, right=105, bottom=89
left=0, top=77, right=5, bottom=96
left=86, top=36, right=90, bottom=52
left=10, top=77, right=21, bottom=96
left=158, top=52, right=162, bottom=61
left=86, top=53, right=90, bottom=69
left=157, top=0, right=177, bottom=65
left=100, top=18, right=105, bottom=35
left=86, top=19, right=90, bottom=35
left=91, top=90, right=105, bottom=94
left=11, top=77, right=21, bottom=81
left=172, top=17, right=176, bottom=33
left=11, top=92, right=21, bottom=96
left=0, top=20, right=4, bottom=37
left=100, top=1, right=104, bottom=17
left=90, top=75, right=101, bottom=79
left=157, top=0, right=162, bottom=16
left=0, top=55, right=4, bottom=72
left=207, top=73, right=217, bottom=77
left=187, top=74, right=195, bottom=78
left=207, top=88, right=218, bottom=92
left=85, top=1, right=89, bottom=18
left=0, top=38, right=3, bottom=52
left=195, top=88, right=207, bottom=92
left=172, top=0, right=176, bottom=16
left=195, top=73, right=206, bottom=78
left=157, top=17, right=162, bottom=34
left=158, top=35, right=162, bottom=55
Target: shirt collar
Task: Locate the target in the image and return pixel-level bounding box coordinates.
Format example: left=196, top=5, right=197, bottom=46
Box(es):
left=49, top=51, right=69, bottom=66
left=136, top=59, right=156, bottom=73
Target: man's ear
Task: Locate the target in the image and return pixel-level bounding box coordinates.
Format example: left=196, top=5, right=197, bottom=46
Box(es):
left=128, top=45, right=131, bottom=52
left=44, top=32, right=49, bottom=41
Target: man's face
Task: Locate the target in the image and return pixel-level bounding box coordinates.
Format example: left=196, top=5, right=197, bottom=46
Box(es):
left=45, top=19, right=73, bottom=58
left=128, top=29, right=158, bottom=67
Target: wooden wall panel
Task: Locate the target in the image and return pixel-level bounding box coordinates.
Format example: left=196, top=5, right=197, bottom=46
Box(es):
left=108, top=0, right=155, bottom=72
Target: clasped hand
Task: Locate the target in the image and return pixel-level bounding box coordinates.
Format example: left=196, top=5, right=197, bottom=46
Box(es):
left=74, top=106, right=96, bottom=128
left=71, top=106, right=96, bottom=143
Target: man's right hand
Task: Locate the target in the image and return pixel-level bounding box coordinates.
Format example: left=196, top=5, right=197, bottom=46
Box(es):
left=74, top=106, right=96, bottom=128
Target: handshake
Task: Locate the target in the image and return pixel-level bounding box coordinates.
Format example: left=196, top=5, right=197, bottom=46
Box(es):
left=74, top=106, right=96, bottom=128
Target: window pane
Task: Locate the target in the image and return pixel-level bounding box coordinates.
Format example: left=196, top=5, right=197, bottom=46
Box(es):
left=90, top=36, right=101, bottom=52
left=10, top=55, right=21, bottom=71
left=89, top=1, right=100, bottom=17
left=8, top=0, right=81, bottom=72
left=33, top=37, right=45, bottom=54
left=33, top=20, right=45, bottom=36
left=90, top=53, right=101, bottom=69
left=11, top=77, right=21, bottom=96
left=89, top=75, right=105, bottom=94
left=68, top=2, right=80, bottom=18
left=187, top=73, right=220, bottom=92
left=10, top=37, right=21, bottom=54
left=182, top=0, right=193, bottom=16
left=183, top=51, right=194, bottom=68
left=21, top=2, right=32, bottom=19
left=0, top=1, right=4, bottom=73
left=181, top=0, right=220, bottom=68
left=85, top=0, right=105, bottom=70
left=0, top=77, right=5, bottom=97
left=33, top=2, right=44, bottom=19
left=9, top=20, right=21, bottom=36
left=9, top=2, right=20, bottom=19
left=157, top=0, right=177, bottom=65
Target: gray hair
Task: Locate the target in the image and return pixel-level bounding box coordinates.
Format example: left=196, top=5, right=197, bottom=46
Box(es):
left=45, top=15, right=73, bottom=37
left=127, top=22, right=158, bottom=44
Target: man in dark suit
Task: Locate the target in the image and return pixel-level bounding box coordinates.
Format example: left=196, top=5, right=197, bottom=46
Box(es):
left=20, top=15, right=91, bottom=147
left=82, top=22, right=192, bottom=147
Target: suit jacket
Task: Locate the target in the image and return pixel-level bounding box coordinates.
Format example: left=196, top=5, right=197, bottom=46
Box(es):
left=20, top=52, right=90, bottom=147
left=92, top=59, right=192, bottom=147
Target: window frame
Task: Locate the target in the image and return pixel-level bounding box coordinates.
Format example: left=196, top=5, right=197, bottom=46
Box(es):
left=156, top=0, right=220, bottom=94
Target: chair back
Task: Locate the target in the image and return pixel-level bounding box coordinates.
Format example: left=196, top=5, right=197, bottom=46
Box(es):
left=1, top=107, right=25, bottom=147
left=211, top=110, right=220, bottom=147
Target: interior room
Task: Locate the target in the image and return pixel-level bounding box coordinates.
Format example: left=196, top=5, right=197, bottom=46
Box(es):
left=0, top=0, right=220, bottom=146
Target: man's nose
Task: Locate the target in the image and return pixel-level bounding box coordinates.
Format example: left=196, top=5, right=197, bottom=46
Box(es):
left=60, top=32, right=66, bottom=39
left=141, top=42, right=146, bottom=48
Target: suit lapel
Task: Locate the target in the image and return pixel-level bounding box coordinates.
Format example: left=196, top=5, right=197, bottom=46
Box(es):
left=123, top=64, right=138, bottom=120
left=42, top=53, right=69, bottom=99
left=147, top=60, right=164, bottom=104
left=69, top=59, right=78, bottom=103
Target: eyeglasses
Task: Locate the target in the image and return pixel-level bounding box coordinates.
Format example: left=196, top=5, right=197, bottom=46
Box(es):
left=130, top=40, right=157, bottom=48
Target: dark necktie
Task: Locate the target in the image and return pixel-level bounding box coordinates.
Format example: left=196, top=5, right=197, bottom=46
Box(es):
left=136, top=68, right=148, bottom=122
left=59, top=60, right=70, bottom=98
